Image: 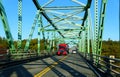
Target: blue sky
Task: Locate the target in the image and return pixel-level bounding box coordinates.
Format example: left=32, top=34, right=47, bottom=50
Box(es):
left=0, top=0, right=119, bottom=41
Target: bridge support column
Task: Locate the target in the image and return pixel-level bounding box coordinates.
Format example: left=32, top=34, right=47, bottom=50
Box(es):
left=18, top=0, right=22, bottom=50
left=24, top=10, right=40, bottom=51
left=0, top=1, right=15, bottom=52
left=37, top=13, right=42, bottom=56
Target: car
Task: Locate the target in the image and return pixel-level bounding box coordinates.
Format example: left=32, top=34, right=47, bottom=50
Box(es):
left=72, top=50, right=77, bottom=54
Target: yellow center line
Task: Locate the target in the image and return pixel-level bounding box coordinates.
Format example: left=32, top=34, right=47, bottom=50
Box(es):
left=34, top=56, right=68, bottom=77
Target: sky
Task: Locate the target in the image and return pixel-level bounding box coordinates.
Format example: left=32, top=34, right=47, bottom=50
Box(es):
left=0, top=0, right=119, bottom=41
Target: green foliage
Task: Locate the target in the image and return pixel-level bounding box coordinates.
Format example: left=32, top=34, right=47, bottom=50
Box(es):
left=0, top=36, right=8, bottom=49
left=102, top=40, right=120, bottom=58
left=1, top=36, right=119, bottom=58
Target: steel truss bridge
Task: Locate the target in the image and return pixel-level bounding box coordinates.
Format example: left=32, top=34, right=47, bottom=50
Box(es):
left=0, top=0, right=120, bottom=77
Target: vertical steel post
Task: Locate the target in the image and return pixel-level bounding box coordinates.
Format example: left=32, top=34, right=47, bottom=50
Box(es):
left=51, top=32, right=54, bottom=53
left=82, top=32, right=85, bottom=53
left=94, top=0, right=99, bottom=55
left=85, top=20, right=88, bottom=58
left=78, top=38, right=81, bottom=52
left=0, top=1, right=15, bottom=52
left=80, top=38, right=82, bottom=51
left=88, top=9, right=94, bottom=61
left=41, top=19, right=46, bottom=52
left=88, top=9, right=94, bottom=54
left=87, top=17, right=90, bottom=54
left=94, top=0, right=99, bottom=64
left=37, top=14, right=42, bottom=55
left=49, top=32, right=53, bottom=53
left=53, top=31, right=56, bottom=52
left=18, top=0, right=22, bottom=50
left=46, top=32, right=50, bottom=54
left=98, top=0, right=107, bottom=55
left=46, top=32, right=49, bottom=51
left=24, top=10, right=40, bottom=51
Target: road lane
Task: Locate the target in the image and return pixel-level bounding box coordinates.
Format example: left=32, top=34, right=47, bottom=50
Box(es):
left=0, top=54, right=97, bottom=77
left=0, top=55, right=65, bottom=77
left=42, top=54, right=97, bottom=77
left=34, top=56, right=68, bottom=77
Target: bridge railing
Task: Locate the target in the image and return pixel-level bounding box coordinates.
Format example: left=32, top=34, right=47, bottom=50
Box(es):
left=0, top=49, right=54, bottom=64
left=0, top=49, right=56, bottom=69
left=0, top=49, right=35, bottom=63
left=79, top=52, right=120, bottom=77
left=10, top=50, right=37, bottom=59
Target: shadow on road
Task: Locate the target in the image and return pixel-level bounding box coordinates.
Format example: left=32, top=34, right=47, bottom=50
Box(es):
left=41, top=58, right=66, bottom=77
left=51, top=56, right=87, bottom=77
left=64, top=60, right=90, bottom=70
left=0, top=65, right=33, bottom=77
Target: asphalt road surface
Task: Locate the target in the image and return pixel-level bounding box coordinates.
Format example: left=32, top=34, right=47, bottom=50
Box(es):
left=0, top=54, right=97, bottom=77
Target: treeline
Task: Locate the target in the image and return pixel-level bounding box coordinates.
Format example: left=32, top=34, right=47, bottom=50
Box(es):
left=0, top=37, right=8, bottom=49
left=102, top=39, right=120, bottom=58
left=0, top=37, right=57, bottom=51
left=0, top=36, right=120, bottom=58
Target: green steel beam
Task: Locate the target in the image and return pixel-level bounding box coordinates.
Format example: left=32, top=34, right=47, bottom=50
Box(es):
left=18, top=0, right=22, bottom=49
left=79, top=0, right=92, bottom=36
left=94, top=0, right=99, bottom=55
left=24, top=10, right=40, bottom=51
left=85, top=20, right=87, bottom=57
left=82, top=0, right=92, bottom=26
left=43, top=6, right=84, bottom=10
left=41, top=10, right=84, bottom=30
left=40, top=15, right=46, bottom=50
left=41, top=29, right=84, bottom=32
left=42, top=0, right=54, bottom=7
left=47, top=10, right=83, bottom=21
left=0, top=1, right=15, bottom=51
left=33, top=0, right=65, bottom=38
left=72, top=0, right=86, bottom=6
left=98, top=0, right=107, bottom=55
left=46, top=32, right=51, bottom=51
left=49, top=14, right=83, bottom=27
left=37, top=13, right=41, bottom=55
left=87, top=17, right=90, bottom=54
left=88, top=9, right=93, bottom=54
left=0, top=0, right=108, bottom=62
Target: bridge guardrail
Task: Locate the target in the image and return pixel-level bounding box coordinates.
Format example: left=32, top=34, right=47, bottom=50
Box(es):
left=0, top=49, right=54, bottom=64
left=0, top=49, right=55, bottom=70
left=0, top=49, right=9, bottom=62
left=79, top=52, right=120, bottom=77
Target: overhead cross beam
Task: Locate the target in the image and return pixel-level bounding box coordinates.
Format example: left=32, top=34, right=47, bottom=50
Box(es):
left=33, top=0, right=65, bottom=38
left=79, top=0, right=92, bottom=36
left=0, top=1, right=15, bottom=50
left=43, top=29, right=82, bottom=32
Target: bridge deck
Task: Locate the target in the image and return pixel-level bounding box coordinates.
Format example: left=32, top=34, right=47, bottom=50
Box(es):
left=0, top=54, right=97, bottom=77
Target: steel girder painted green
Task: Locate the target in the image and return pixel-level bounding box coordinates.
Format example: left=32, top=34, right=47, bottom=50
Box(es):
left=0, top=0, right=108, bottom=59
left=37, top=13, right=41, bottom=55
left=24, top=10, right=40, bottom=51
left=33, top=0, right=65, bottom=38
left=94, top=0, right=99, bottom=55
left=18, top=0, right=22, bottom=50
left=98, top=0, right=107, bottom=55
left=32, top=0, right=85, bottom=51
left=0, top=1, right=15, bottom=51
left=93, top=0, right=107, bottom=64
left=88, top=9, right=94, bottom=54
left=93, top=0, right=107, bottom=56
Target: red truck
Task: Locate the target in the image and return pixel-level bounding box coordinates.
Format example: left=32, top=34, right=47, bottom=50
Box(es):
left=56, top=43, right=69, bottom=56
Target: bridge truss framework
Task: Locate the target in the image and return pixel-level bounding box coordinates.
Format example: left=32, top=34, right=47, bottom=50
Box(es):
left=0, top=0, right=107, bottom=63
